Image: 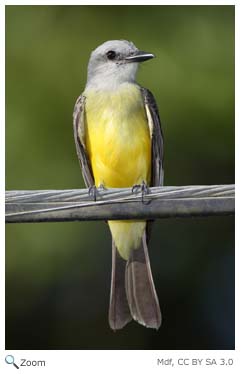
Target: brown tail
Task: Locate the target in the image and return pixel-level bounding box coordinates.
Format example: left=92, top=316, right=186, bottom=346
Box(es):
left=109, top=232, right=161, bottom=330
left=109, top=240, right=132, bottom=330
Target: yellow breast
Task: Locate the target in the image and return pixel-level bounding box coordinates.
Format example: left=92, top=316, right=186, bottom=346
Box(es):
left=84, top=83, right=151, bottom=259
left=84, top=83, right=151, bottom=188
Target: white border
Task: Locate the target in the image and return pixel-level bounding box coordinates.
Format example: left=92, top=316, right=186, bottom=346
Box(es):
left=1, top=1, right=238, bottom=374
left=1, top=0, right=238, bottom=5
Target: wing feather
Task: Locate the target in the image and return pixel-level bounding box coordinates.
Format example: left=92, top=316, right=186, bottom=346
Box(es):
left=141, top=87, right=164, bottom=187
left=73, top=94, right=94, bottom=188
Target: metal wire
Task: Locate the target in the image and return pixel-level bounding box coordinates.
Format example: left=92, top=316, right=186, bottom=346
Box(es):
left=5, top=184, right=235, bottom=223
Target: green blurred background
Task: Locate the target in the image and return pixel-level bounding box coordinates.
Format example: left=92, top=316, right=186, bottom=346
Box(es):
left=6, top=5, right=234, bottom=349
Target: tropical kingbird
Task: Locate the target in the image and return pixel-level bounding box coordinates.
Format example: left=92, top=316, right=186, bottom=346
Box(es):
left=73, top=40, right=164, bottom=330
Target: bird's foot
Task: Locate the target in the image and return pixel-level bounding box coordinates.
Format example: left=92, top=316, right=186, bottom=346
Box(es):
left=132, top=181, right=150, bottom=204
left=88, top=184, right=106, bottom=201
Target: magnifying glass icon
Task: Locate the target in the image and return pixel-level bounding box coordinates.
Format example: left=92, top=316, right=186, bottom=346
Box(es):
left=5, top=355, right=19, bottom=369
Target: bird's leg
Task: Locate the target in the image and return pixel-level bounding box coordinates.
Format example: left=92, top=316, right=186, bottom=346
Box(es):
left=88, top=185, right=98, bottom=201
left=88, top=183, right=106, bottom=201
left=132, top=180, right=150, bottom=204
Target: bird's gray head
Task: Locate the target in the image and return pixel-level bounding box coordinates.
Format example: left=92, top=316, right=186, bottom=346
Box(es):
left=85, top=40, right=154, bottom=90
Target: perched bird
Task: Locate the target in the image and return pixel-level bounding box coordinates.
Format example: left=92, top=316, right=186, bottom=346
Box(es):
left=73, top=40, right=164, bottom=330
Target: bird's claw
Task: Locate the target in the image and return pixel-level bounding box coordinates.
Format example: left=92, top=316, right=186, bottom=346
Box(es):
left=132, top=181, right=150, bottom=204
left=88, top=186, right=98, bottom=201
left=88, top=184, right=106, bottom=201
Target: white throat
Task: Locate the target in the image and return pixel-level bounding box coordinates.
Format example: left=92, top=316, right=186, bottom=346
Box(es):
left=85, top=62, right=139, bottom=91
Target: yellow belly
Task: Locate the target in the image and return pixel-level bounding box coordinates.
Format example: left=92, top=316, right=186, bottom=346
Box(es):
left=84, top=84, right=151, bottom=259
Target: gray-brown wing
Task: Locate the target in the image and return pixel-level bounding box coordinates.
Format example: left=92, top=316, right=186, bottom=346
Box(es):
left=73, top=94, right=94, bottom=188
left=141, top=87, right=164, bottom=187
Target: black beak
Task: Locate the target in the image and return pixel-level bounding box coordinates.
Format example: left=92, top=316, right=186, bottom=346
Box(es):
left=125, top=50, right=155, bottom=63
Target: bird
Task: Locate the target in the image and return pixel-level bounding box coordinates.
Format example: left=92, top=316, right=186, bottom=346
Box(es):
left=73, top=40, right=164, bottom=330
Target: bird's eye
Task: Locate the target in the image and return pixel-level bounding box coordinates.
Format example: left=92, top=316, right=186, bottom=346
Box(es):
left=106, top=50, right=116, bottom=60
